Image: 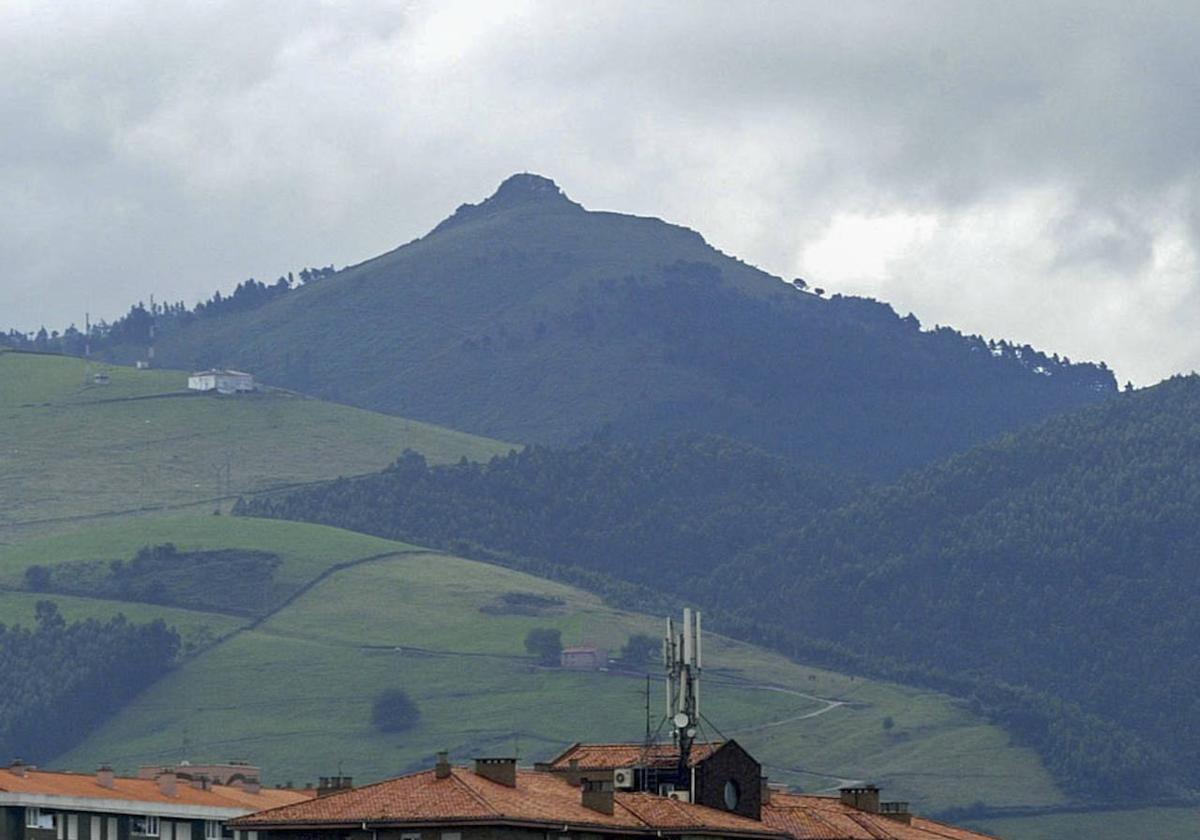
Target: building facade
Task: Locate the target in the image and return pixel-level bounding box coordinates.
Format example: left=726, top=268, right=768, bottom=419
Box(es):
left=187, top=371, right=255, bottom=395
left=0, top=762, right=309, bottom=840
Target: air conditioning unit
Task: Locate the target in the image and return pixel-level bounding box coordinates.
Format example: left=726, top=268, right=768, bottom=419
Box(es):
left=613, top=768, right=635, bottom=790
left=667, top=790, right=691, bottom=803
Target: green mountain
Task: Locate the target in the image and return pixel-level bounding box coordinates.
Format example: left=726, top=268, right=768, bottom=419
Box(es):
left=0, top=515, right=1064, bottom=815
left=92, top=174, right=1113, bottom=477
left=236, top=390, right=1200, bottom=801
left=733, top=375, right=1200, bottom=794
left=0, top=350, right=510, bottom=543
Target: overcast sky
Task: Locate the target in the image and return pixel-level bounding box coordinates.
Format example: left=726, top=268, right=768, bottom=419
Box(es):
left=4, top=1, right=1199, bottom=384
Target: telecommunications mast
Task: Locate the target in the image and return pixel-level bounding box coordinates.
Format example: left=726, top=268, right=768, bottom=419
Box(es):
left=663, top=607, right=702, bottom=786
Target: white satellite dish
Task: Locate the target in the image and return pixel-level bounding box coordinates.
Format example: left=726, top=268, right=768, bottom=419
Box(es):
left=673, top=712, right=690, bottom=728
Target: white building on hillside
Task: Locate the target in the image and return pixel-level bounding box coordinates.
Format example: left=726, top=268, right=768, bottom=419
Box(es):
left=188, top=369, right=255, bottom=394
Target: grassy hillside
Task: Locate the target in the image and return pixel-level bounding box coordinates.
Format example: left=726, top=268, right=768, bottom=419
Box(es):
left=3, top=515, right=1061, bottom=814
left=0, top=350, right=510, bottom=542
left=110, top=174, right=1114, bottom=477
left=974, top=806, right=1200, bottom=840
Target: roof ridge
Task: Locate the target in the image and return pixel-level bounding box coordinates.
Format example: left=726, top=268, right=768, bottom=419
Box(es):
left=448, top=768, right=501, bottom=816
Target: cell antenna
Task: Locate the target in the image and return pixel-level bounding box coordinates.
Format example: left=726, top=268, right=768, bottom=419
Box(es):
left=664, top=608, right=702, bottom=786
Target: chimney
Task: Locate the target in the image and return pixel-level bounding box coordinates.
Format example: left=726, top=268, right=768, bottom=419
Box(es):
left=435, top=752, right=452, bottom=780
left=190, top=775, right=209, bottom=791
left=566, top=758, right=582, bottom=786
left=880, top=802, right=911, bottom=825
left=97, top=766, right=116, bottom=789
left=156, top=771, right=178, bottom=797
left=473, top=758, right=517, bottom=788
left=9, top=760, right=27, bottom=778
left=760, top=777, right=770, bottom=805
left=839, top=785, right=880, bottom=814
left=581, top=777, right=615, bottom=815
left=243, top=777, right=261, bottom=795
left=316, top=776, right=354, bottom=797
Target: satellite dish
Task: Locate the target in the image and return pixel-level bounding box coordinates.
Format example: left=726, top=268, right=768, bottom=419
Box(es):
left=673, top=712, right=690, bottom=728
left=686, top=727, right=697, bottom=738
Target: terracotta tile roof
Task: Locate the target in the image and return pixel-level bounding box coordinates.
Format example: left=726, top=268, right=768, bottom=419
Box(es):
left=233, top=767, right=781, bottom=837
left=547, top=742, right=724, bottom=771
left=762, top=794, right=999, bottom=840
left=0, top=766, right=310, bottom=814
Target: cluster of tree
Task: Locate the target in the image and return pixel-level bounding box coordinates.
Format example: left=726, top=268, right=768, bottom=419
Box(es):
left=25, top=544, right=283, bottom=617
left=371, top=688, right=421, bottom=732
left=619, top=634, right=659, bottom=669
left=0, top=266, right=336, bottom=357
left=235, top=382, right=1200, bottom=798
left=237, top=436, right=857, bottom=591
left=0, top=601, right=180, bottom=763
left=524, top=628, right=563, bottom=666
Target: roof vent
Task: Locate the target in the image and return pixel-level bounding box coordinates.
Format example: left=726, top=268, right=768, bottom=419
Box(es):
left=435, top=752, right=452, bottom=780
left=97, top=766, right=115, bottom=789
left=839, top=785, right=880, bottom=814
left=474, top=758, right=517, bottom=788
left=9, top=760, right=27, bottom=778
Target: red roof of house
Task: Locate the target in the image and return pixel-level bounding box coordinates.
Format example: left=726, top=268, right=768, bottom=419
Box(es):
left=761, top=793, right=1000, bottom=840
left=547, top=742, right=725, bottom=771
left=231, top=764, right=999, bottom=840
left=0, top=766, right=310, bottom=813
left=232, top=766, right=781, bottom=838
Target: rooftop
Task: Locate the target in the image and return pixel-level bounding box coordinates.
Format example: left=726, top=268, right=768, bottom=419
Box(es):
left=0, top=765, right=310, bottom=815
left=232, top=766, right=778, bottom=838
left=762, top=792, right=1000, bottom=840
left=547, top=741, right=725, bottom=771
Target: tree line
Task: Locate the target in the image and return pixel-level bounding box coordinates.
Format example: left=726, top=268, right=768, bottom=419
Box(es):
left=0, top=265, right=336, bottom=356
left=0, top=602, right=180, bottom=763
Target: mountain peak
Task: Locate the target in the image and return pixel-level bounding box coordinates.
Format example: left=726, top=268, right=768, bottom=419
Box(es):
left=490, top=173, right=571, bottom=205
left=431, top=173, right=581, bottom=235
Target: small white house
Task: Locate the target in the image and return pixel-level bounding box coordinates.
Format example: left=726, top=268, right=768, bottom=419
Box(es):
left=188, top=369, right=255, bottom=394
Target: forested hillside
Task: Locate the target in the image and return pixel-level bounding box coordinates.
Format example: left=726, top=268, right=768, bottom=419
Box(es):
left=732, top=375, right=1200, bottom=792
left=45, top=174, right=1115, bottom=477
left=238, top=383, right=1200, bottom=800
left=0, top=601, right=179, bottom=763
left=238, top=436, right=858, bottom=592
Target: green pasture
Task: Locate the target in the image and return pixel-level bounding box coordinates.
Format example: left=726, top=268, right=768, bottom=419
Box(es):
left=54, top=540, right=1064, bottom=813
left=0, top=351, right=511, bottom=542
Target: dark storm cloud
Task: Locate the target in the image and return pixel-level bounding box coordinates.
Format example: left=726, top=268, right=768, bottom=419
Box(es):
left=3, top=1, right=1199, bottom=382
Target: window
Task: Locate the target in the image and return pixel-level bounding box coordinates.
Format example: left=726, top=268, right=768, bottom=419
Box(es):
left=723, top=780, right=740, bottom=811
left=401, top=833, right=421, bottom=840
left=67, top=815, right=79, bottom=840
left=205, top=822, right=221, bottom=840
left=27, top=808, right=56, bottom=830
left=131, top=817, right=160, bottom=837
left=440, top=832, right=461, bottom=840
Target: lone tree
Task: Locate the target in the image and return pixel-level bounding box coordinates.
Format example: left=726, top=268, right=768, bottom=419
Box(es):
left=371, top=688, right=421, bottom=732
left=620, top=633, right=659, bottom=668
left=524, top=627, right=562, bottom=666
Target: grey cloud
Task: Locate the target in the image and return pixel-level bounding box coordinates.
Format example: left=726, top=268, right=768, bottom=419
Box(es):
left=3, top=1, right=1200, bottom=383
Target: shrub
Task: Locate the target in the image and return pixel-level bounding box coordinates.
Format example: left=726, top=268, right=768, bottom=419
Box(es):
left=371, top=689, right=421, bottom=732
left=524, top=627, right=562, bottom=666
